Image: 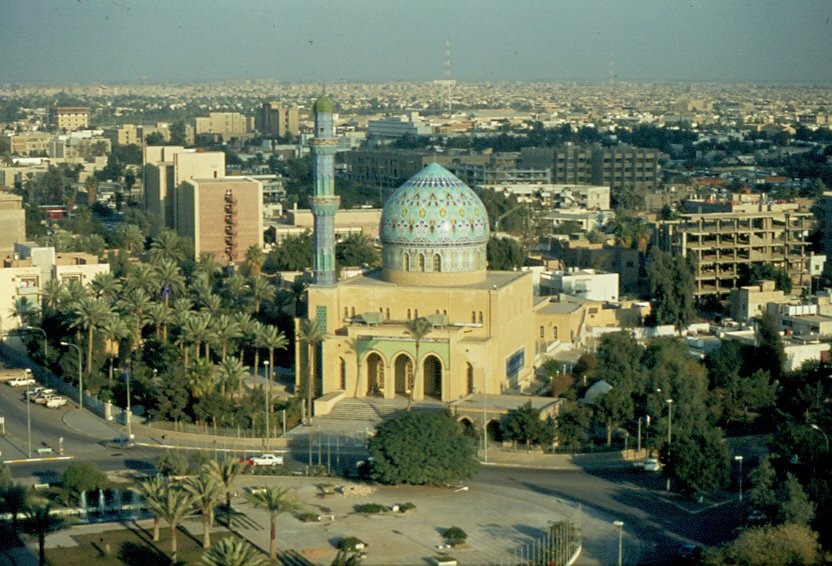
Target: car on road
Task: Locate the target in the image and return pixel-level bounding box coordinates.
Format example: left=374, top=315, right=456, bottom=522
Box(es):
left=25, top=386, right=47, bottom=397
left=45, top=396, right=67, bottom=408
left=0, top=368, right=33, bottom=382
left=633, top=458, right=661, bottom=472
left=241, top=453, right=284, bottom=467
left=32, top=390, right=56, bottom=404
left=8, top=377, right=36, bottom=387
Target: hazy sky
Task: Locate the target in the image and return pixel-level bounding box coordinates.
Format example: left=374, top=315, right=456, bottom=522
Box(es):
left=2, top=0, right=831, bottom=85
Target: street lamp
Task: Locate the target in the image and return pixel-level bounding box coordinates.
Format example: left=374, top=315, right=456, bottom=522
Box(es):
left=735, top=455, right=744, bottom=501
left=263, top=360, right=270, bottom=441
left=60, top=341, right=83, bottom=411
left=666, top=398, right=673, bottom=493
left=22, top=325, right=47, bottom=358
left=25, top=389, right=32, bottom=459
left=124, top=369, right=133, bottom=440
left=613, top=520, right=624, bottom=566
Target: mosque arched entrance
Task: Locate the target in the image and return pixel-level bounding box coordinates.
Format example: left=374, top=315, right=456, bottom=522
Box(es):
left=365, top=353, right=385, bottom=397
left=423, top=355, right=442, bottom=399
left=393, top=354, right=414, bottom=397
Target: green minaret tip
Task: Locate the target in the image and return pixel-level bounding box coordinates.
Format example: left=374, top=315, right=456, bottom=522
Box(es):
left=313, top=94, right=335, bottom=113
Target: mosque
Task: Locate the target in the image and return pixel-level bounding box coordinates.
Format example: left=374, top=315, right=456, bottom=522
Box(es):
left=296, top=95, right=621, bottom=413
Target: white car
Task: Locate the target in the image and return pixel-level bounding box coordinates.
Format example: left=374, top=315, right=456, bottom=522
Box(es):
left=32, top=390, right=56, bottom=404
left=643, top=458, right=661, bottom=472
left=248, top=453, right=284, bottom=466
left=8, top=377, right=36, bottom=387
left=45, top=396, right=67, bottom=408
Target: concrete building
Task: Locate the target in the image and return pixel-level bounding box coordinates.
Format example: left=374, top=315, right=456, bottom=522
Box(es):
left=143, top=146, right=224, bottom=233
left=194, top=112, right=254, bottom=141
left=483, top=183, right=610, bottom=211
left=176, top=177, right=263, bottom=264
left=274, top=207, right=383, bottom=242
left=539, top=268, right=619, bottom=302
left=367, top=113, right=432, bottom=140
left=1, top=243, right=108, bottom=334
left=520, top=144, right=665, bottom=193
left=656, top=201, right=815, bottom=299
left=258, top=103, right=299, bottom=138
left=729, top=280, right=787, bottom=323
left=0, top=194, right=26, bottom=256
left=6, top=133, right=53, bottom=156
left=344, top=150, right=449, bottom=190
left=102, top=123, right=171, bottom=146
left=49, top=107, right=90, bottom=131
left=548, top=236, right=641, bottom=295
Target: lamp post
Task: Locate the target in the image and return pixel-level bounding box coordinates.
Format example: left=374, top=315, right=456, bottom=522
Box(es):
left=26, top=389, right=32, bottom=459
left=263, top=360, right=270, bottom=440
left=60, top=341, right=83, bottom=410
left=124, top=369, right=133, bottom=440
left=666, top=398, right=673, bottom=493
left=735, top=455, right=744, bottom=501
left=613, top=520, right=624, bottom=566
left=23, top=325, right=47, bottom=358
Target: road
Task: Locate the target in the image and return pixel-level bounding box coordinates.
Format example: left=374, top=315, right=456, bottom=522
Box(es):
left=475, top=466, right=745, bottom=565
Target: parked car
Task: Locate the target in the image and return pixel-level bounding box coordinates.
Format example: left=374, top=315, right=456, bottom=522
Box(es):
left=25, top=386, right=47, bottom=397
left=8, top=377, right=36, bottom=387
left=32, top=390, right=56, bottom=404
left=45, top=396, right=67, bottom=408
left=643, top=458, right=661, bottom=472
left=241, top=453, right=284, bottom=467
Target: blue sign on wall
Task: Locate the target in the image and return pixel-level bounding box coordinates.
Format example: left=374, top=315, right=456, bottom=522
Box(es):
left=506, top=348, right=525, bottom=380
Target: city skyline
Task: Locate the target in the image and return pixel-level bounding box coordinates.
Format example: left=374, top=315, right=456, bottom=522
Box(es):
left=2, top=0, right=831, bottom=85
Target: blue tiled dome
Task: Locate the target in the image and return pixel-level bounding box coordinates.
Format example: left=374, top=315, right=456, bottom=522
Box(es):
left=380, top=163, right=490, bottom=248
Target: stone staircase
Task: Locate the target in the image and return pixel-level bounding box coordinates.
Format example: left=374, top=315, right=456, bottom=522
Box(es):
left=323, top=397, right=447, bottom=422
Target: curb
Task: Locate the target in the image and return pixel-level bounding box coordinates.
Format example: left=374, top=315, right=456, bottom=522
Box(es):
left=4, top=455, right=74, bottom=464
left=479, top=460, right=636, bottom=472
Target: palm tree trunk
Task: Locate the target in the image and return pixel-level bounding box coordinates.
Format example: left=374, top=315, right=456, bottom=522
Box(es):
left=152, top=517, right=160, bottom=541
left=202, top=512, right=211, bottom=548
left=171, top=521, right=178, bottom=561
left=38, top=535, right=45, bottom=566
left=87, top=325, right=95, bottom=377
left=268, top=349, right=274, bottom=414
left=269, top=516, right=277, bottom=561
left=307, top=343, right=315, bottom=425
left=108, top=356, right=114, bottom=388
left=253, top=350, right=260, bottom=389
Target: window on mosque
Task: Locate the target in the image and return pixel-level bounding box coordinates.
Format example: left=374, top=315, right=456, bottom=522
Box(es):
left=418, top=254, right=425, bottom=271
left=478, top=311, right=483, bottom=324
left=433, top=254, right=441, bottom=272
left=403, top=253, right=410, bottom=271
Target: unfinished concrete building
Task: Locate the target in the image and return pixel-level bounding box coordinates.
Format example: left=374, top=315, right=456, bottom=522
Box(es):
left=656, top=200, right=815, bottom=299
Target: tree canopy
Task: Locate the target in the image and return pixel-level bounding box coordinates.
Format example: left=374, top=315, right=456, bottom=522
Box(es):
left=368, top=411, right=478, bottom=485
left=646, top=249, right=695, bottom=331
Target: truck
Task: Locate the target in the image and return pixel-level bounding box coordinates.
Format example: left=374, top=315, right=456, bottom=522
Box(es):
left=242, top=453, right=284, bottom=467
left=0, top=368, right=33, bottom=383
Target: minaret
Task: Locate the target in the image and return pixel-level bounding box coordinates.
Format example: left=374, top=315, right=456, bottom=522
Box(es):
left=310, top=94, right=340, bottom=286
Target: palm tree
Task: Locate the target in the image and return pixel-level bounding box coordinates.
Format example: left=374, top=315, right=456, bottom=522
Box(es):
left=124, top=263, right=155, bottom=294
left=98, top=313, right=129, bottom=388
left=405, top=317, right=433, bottom=411
left=249, top=275, right=275, bottom=315
left=68, top=296, right=112, bottom=377
left=115, top=223, right=146, bottom=256
left=39, top=279, right=63, bottom=316
left=299, top=319, right=325, bottom=424
left=150, top=229, right=187, bottom=265
left=153, top=258, right=186, bottom=307
left=9, top=297, right=39, bottom=327
left=155, top=483, right=195, bottom=561
left=218, top=356, right=248, bottom=398
left=117, top=287, right=152, bottom=351
left=244, top=244, right=266, bottom=277
left=194, top=251, right=223, bottom=284
left=131, top=475, right=166, bottom=541
left=90, top=271, right=121, bottom=302
left=202, top=459, right=245, bottom=526
left=183, top=473, right=224, bottom=548
left=223, top=274, right=251, bottom=312
left=200, top=293, right=225, bottom=319
left=232, top=312, right=256, bottom=382
left=23, top=504, right=67, bottom=566
left=213, top=314, right=242, bottom=363
left=183, top=311, right=215, bottom=362
left=251, top=320, right=267, bottom=389
left=260, top=325, right=287, bottom=414
left=187, top=357, right=218, bottom=401
left=147, top=302, right=175, bottom=343
left=201, top=536, right=265, bottom=566
left=2, top=483, right=29, bottom=539
left=247, top=485, right=299, bottom=562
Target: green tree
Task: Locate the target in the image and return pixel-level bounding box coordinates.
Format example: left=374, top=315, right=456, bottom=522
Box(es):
left=702, top=523, right=820, bottom=566
left=748, top=457, right=778, bottom=519
left=336, top=233, right=380, bottom=268
left=404, top=317, right=432, bottom=411
left=131, top=475, right=167, bottom=541
left=145, top=132, right=165, bottom=145
left=184, top=473, right=224, bottom=548
left=23, top=504, right=67, bottom=566
left=778, top=473, right=815, bottom=526
left=755, top=312, right=786, bottom=382
left=661, top=427, right=729, bottom=496
left=369, top=411, right=478, bottom=485
left=0, top=462, right=12, bottom=488
left=170, top=121, right=187, bottom=145
left=203, top=459, right=246, bottom=523
left=1, top=484, right=29, bottom=538
left=487, top=236, right=524, bottom=270
left=267, top=232, right=313, bottom=271
left=247, top=485, right=299, bottom=562
left=155, top=483, right=195, bottom=562
left=68, top=296, right=111, bottom=378
left=60, top=464, right=107, bottom=503
left=201, top=537, right=265, bottom=566
left=556, top=402, right=591, bottom=450
left=260, top=325, right=287, bottom=413
left=299, top=318, right=325, bottom=424
left=646, top=249, right=695, bottom=332
left=502, top=401, right=548, bottom=448
left=244, top=244, right=266, bottom=277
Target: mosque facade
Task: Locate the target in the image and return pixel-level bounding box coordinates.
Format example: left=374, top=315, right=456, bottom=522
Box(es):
left=297, top=96, right=538, bottom=409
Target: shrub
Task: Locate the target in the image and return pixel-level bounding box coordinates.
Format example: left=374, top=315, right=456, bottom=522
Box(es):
left=444, top=526, right=467, bottom=546
left=354, top=503, right=387, bottom=514
left=296, top=512, right=321, bottom=522
left=399, top=502, right=416, bottom=512
left=60, top=464, right=107, bottom=496
left=338, top=536, right=366, bottom=551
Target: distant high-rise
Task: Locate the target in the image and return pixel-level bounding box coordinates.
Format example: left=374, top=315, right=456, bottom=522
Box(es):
left=310, top=95, right=340, bottom=286
left=258, top=103, right=299, bottom=138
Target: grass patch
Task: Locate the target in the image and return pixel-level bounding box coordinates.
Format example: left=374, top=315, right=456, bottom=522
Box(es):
left=354, top=503, right=387, bottom=514
left=42, top=523, right=246, bottom=566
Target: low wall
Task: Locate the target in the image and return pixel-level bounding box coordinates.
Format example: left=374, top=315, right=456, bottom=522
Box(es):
left=133, top=421, right=290, bottom=450
left=314, top=390, right=345, bottom=416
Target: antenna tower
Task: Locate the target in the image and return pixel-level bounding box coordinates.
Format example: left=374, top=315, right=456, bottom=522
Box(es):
left=608, top=51, right=616, bottom=87
left=434, top=39, right=455, bottom=112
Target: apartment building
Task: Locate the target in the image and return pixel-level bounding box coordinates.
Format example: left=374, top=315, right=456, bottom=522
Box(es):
left=49, top=107, right=90, bottom=131
left=194, top=112, right=254, bottom=141
left=5, top=133, right=53, bottom=156
left=520, top=144, right=665, bottom=193
left=0, top=194, right=26, bottom=256
left=656, top=200, right=815, bottom=299
left=102, top=123, right=171, bottom=146
left=257, top=103, right=299, bottom=138
left=176, top=177, right=263, bottom=264
left=344, top=150, right=450, bottom=189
